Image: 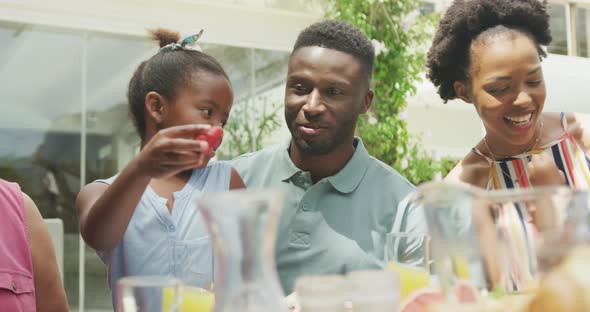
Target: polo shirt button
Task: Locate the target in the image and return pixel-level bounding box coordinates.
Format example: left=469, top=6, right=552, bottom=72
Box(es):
left=168, top=224, right=176, bottom=232
left=302, top=203, right=310, bottom=211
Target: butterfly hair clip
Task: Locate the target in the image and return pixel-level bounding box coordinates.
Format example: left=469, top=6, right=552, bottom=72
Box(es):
left=160, top=29, right=204, bottom=52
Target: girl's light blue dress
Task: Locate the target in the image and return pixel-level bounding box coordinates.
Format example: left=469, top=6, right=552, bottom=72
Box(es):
left=95, top=162, right=232, bottom=309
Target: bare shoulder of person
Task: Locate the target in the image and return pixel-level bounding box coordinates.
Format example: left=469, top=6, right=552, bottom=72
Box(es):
left=541, top=112, right=567, bottom=141
left=76, top=182, right=109, bottom=215
left=444, top=150, right=490, bottom=189
left=77, top=181, right=109, bottom=200
left=566, top=112, right=590, bottom=155
left=23, top=193, right=69, bottom=311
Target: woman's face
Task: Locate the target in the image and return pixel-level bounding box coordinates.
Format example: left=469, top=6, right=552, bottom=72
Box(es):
left=456, top=32, right=546, bottom=156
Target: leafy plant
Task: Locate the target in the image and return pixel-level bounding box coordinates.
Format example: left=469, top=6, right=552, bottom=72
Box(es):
left=217, top=95, right=283, bottom=159
left=212, top=47, right=289, bottom=160
left=328, top=0, right=449, bottom=184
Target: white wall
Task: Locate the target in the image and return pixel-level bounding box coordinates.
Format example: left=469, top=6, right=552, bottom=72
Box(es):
left=0, top=0, right=322, bottom=51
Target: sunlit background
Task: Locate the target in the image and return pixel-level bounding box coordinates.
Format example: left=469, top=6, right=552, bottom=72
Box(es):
left=1, top=0, right=589, bottom=310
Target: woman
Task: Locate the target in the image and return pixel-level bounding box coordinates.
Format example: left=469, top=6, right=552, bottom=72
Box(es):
left=426, top=0, right=590, bottom=189
left=425, top=0, right=590, bottom=291
left=0, top=179, right=69, bottom=311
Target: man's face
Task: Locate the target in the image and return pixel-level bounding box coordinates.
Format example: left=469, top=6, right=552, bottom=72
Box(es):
left=284, top=46, right=372, bottom=155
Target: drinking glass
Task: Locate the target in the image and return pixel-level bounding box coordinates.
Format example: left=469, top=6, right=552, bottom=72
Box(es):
left=347, top=270, right=400, bottom=312
left=116, top=275, right=183, bottom=312
left=177, top=286, right=214, bottom=312
left=172, top=272, right=214, bottom=312
left=294, top=274, right=350, bottom=312
left=383, top=232, right=430, bottom=299
left=415, top=182, right=590, bottom=300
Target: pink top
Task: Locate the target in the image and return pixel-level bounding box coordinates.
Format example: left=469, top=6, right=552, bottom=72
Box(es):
left=0, top=179, right=36, bottom=311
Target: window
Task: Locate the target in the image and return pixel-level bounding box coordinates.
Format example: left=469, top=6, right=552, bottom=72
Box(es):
left=575, top=5, right=590, bottom=57
left=546, top=1, right=590, bottom=58
left=548, top=3, right=568, bottom=55
left=0, top=20, right=290, bottom=311
left=0, top=22, right=85, bottom=308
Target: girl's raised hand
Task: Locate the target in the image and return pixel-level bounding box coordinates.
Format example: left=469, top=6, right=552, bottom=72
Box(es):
left=135, top=124, right=213, bottom=178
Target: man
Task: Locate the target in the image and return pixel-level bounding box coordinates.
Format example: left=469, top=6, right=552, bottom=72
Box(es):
left=231, top=20, right=423, bottom=294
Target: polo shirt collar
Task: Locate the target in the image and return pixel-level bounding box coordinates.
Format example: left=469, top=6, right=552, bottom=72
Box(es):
left=279, top=139, right=302, bottom=182
left=279, top=137, right=371, bottom=194
left=326, top=137, right=370, bottom=194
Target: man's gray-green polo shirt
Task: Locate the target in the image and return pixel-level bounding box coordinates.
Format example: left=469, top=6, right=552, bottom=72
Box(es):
left=230, top=138, right=423, bottom=293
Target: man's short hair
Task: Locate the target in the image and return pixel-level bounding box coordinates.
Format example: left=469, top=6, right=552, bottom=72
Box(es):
left=293, top=20, right=375, bottom=80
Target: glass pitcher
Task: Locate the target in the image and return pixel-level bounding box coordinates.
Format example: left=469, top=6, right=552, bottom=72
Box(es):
left=413, top=182, right=590, bottom=299
left=197, top=189, right=288, bottom=312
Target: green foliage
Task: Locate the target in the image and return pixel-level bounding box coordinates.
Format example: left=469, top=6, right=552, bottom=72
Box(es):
left=217, top=97, right=283, bottom=159
left=211, top=47, right=290, bottom=160
left=327, top=0, right=448, bottom=184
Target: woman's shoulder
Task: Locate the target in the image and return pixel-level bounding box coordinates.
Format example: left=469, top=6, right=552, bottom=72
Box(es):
left=551, top=112, right=590, bottom=153
left=0, top=180, right=27, bottom=221
left=562, top=111, right=590, bottom=127
left=542, top=111, right=588, bottom=136
left=562, top=111, right=590, bottom=135
left=444, top=148, right=491, bottom=189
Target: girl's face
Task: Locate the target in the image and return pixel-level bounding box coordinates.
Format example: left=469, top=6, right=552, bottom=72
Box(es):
left=162, top=72, right=233, bottom=130
left=455, top=32, right=546, bottom=156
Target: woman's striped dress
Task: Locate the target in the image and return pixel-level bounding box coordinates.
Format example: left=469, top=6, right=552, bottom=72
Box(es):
left=471, top=112, right=590, bottom=290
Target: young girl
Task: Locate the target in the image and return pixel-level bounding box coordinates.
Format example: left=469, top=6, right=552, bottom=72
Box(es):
left=76, top=28, right=245, bottom=306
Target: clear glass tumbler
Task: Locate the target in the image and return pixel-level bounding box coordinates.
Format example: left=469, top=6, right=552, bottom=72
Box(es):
left=414, top=182, right=589, bottom=299
left=116, top=275, right=183, bottom=312
left=383, top=232, right=430, bottom=299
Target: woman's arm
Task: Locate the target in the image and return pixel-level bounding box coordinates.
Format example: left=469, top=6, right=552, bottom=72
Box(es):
left=24, top=193, right=69, bottom=312
left=567, top=112, right=590, bottom=157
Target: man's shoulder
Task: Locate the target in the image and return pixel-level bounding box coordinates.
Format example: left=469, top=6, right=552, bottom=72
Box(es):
left=229, top=143, right=287, bottom=187
left=363, top=155, right=414, bottom=190
left=340, top=154, right=417, bottom=235
left=230, top=144, right=283, bottom=167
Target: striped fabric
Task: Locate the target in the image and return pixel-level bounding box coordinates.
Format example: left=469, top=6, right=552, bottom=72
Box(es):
left=471, top=112, right=590, bottom=290
left=472, top=113, right=590, bottom=191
